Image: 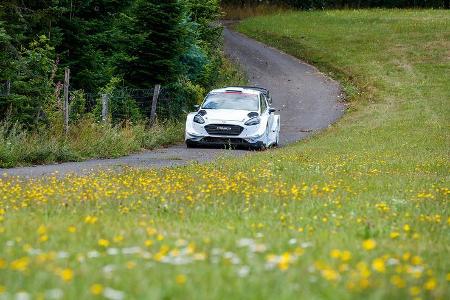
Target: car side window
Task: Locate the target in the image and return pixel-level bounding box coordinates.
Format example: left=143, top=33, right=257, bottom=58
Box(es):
left=260, top=94, right=267, bottom=113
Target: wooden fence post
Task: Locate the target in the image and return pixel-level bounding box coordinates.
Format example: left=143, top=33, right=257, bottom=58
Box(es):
left=101, top=94, right=109, bottom=122
left=150, top=84, right=161, bottom=125
left=63, top=68, right=70, bottom=135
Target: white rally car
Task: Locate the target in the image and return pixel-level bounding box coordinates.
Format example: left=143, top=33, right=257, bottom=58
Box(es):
left=185, top=86, right=280, bottom=149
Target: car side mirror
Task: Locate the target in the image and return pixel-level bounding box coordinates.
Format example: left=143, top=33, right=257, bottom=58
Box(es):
left=193, top=104, right=200, bottom=110
left=269, top=108, right=276, bottom=114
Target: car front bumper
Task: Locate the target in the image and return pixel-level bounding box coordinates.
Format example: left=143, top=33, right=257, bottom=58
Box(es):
left=185, top=130, right=265, bottom=144
left=186, top=136, right=264, bottom=148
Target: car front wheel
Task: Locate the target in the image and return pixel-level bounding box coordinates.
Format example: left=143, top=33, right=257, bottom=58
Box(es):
left=186, top=140, right=198, bottom=148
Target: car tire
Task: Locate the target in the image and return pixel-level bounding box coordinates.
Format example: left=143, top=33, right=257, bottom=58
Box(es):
left=250, top=142, right=266, bottom=151
left=273, top=132, right=280, bottom=147
left=186, top=141, right=198, bottom=148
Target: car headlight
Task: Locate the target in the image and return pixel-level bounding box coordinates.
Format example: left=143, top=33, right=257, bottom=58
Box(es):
left=245, top=117, right=261, bottom=126
left=193, top=114, right=205, bottom=124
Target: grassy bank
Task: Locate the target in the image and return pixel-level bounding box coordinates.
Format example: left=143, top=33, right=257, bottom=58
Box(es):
left=0, top=9, right=449, bottom=300
left=0, top=120, right=184, bottom=168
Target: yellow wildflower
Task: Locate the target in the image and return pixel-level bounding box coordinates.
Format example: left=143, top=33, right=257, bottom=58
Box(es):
left=321, top=268, right=339, bottom=281
left=37, top=225, right=47, bottom=235
left=67, top=225, right=77, bottom=233
left=146, top=227, right=156, bottom=236
left=372, top=258, right=386, bottom=273
left=294, top=247, right=304, bottom=256
left=175, top=274, right=187, bottom=285
left=409, top=286, right=421, bottom=296
left=403, top=224, right=411, bottom=232
left=402, top=252, right=411, bottom=261
left=359, top=278, right=370, bottom=289
left=411, top=256, right=422, bottom=265
left=90, top=284, right=104, bottom=295
left=330, top=249, right=341, bottom=259
left=10, top=257, right=29, bottom=272
left=84, top=216, right=97, bottom=224
left=424, top=278, right=437, bottom=291
left=341, top=250, right=352, bottom=262
left=59, top=268, right=74, bottom=282
left=356, top=262, right=371, bottom=278
left=113, top=235, right=124, bottom=243
left=126, top=261, right=136, bottom=269
left=277, top=252, right=291, bottom=271
left=390, top=275, right=406, bottom=288
left=362, top=239, right=376, bottom=251
left=390, top=231, right=400, bottom=239
left=98, top=239, right=110, bottom=248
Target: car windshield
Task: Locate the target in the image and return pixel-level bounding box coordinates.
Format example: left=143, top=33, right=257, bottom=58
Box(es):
left=202, top=93, right=259, bottom=111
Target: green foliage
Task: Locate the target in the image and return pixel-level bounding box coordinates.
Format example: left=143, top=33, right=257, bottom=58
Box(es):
left=0, top=34, right=56, bottom=126
left=69, top=90, right=87, bottom=122
left=159, top=79, right=205, bottom=119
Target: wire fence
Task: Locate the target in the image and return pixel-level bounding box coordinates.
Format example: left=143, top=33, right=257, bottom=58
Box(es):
left=0, top=79, right=176, bottom=127
left=84, top=87, right=170, bottom=115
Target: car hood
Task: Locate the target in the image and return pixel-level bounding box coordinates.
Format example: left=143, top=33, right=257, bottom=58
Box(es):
left=203, top=109, right=254, bottom=123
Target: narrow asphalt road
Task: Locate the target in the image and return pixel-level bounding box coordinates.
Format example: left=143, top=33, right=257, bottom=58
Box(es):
left=0, top=27, right=344, bottom=178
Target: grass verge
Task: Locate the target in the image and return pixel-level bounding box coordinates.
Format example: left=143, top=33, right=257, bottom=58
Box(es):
left=0, top=9, right=449, bottom=300
left=0, top=120, right=184, bottom=168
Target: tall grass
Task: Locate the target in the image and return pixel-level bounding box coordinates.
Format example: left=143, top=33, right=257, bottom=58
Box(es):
left=0, top=119, right=184, bottom=168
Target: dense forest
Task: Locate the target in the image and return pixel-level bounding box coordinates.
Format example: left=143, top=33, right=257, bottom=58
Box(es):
left=0, top=0, right=223, bottom=127
left=221, top=0, right=449, bottom=8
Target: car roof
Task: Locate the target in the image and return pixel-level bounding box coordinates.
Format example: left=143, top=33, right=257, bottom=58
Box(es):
left=209, top=86, right=263, bottom=96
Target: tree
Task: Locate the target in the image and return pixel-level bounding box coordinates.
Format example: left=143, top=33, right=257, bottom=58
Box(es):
left=121, top=0, right=188, bottom=87
left=0, top=33, right=56, bottom=126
